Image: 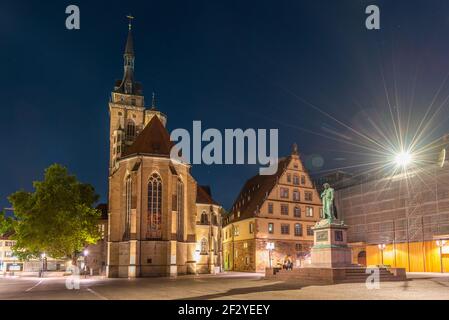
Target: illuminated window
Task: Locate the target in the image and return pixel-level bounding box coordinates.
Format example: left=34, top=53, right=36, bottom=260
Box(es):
left=306, top=207, right=313, bottom=217
left=268, top=223, right=274, bottom=234
left=268, top=202, right=274, bottom=214
left=249, top=222, right=254, bottom=234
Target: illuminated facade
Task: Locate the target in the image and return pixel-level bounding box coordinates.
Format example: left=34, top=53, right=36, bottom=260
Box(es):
left=106, top=24, right=222, bottom=277
left=222, top=145, right=322, bottom=272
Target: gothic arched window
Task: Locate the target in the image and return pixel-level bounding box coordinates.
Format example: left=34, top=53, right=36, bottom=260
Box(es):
left=200, top=238, right=208, bottom=255
left=176, top=179, right=184, bottom=241
left=123, top=176, right=132, bottom=240
left=200, top=211, right=209, bottom=225
left=147, top=173, right=162, bottom=239
left=126, top=120, right=135, bottom=140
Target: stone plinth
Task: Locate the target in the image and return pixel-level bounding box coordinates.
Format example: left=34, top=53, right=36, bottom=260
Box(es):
left=309, top=219, right=352, bottom=268
left=265, top=218, right=407, bottom=283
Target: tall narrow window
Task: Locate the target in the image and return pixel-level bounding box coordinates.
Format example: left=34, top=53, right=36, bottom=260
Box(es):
left=126, top=120, right=136, bottom=140
left=177, top=179, right=184, bottom=241
left=200, top=238, right=208, bottom=255
left=201, top=211, right=209, bottom=224
left=268, top=202, right=274, bottom=214
left=295, top=223, right=303, bottom=237
left=123, top=176, right=132, bottom=241
left=293, top=189, right=300, bottom=201
left=293, top=175, right=300, bottom=185
left=147, top=173, right=162, bottom=239
left=294, top=206, right=301, bottom=217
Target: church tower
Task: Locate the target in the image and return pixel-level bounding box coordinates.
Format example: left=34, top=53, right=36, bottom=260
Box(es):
left=106, top=19, right=223, bottom=278
left=109, top=17, right=167, bottom=171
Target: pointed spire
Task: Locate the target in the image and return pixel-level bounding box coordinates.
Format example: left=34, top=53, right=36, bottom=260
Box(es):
left=124, top=15, right=134, bottom=55
left=151, top=92, right=157, bottom=110
left=292, top=143, right=299, bottom=155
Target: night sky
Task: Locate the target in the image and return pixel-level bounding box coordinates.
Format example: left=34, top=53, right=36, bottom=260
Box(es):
left=2, top=0, right=449, bottom=210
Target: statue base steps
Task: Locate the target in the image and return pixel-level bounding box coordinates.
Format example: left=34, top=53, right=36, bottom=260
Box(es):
left=265, top=219, right=406, bottom=284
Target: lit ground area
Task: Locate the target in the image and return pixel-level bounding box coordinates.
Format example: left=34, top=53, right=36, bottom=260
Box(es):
left=0, top=272, right=449, bottom=300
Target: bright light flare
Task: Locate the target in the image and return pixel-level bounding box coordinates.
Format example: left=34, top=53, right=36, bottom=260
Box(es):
left=394, top=151, right=413, bottom=168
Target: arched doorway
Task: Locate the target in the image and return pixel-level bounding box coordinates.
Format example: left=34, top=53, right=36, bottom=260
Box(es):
left=357, top=251, right=367, bottom=266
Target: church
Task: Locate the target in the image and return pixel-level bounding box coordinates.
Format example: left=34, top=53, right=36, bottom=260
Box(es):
left=106, top=22, right=222, bottom=277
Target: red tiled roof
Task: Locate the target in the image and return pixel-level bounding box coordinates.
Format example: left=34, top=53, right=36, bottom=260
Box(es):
left=227, top=156, right=291, bottom=222
left=122, top=116, right=173, bottom=157
left=196, top=185, right=219, bottom=205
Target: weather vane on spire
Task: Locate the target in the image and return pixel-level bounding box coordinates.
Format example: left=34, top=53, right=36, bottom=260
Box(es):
left=126, top=14, right=134, bottom=30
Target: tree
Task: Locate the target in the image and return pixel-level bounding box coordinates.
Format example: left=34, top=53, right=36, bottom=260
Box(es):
left=0, top=211, right=14, bottom=235
left=8, top=164, right=101, bottom=264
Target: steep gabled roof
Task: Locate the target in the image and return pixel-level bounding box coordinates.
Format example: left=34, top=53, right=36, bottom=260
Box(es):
left=122, top=116, right=173, bottom=157
left=228, top=156, right=291, bottom=221
left=196, top=185, right=220, bottom=205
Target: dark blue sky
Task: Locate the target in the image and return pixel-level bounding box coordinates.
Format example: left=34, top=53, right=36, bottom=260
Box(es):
left=2, top=0, right=449, bottom=210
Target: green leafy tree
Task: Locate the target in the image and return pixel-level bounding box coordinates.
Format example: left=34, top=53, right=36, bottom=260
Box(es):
left=8, top=164, right=101, bottom=264
left=0, top=211, right=14, bottom=235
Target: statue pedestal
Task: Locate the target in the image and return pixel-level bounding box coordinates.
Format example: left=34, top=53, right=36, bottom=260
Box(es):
left=309, top=219, right=352, bottom=268
left=265, top=218, right=407, bottom=284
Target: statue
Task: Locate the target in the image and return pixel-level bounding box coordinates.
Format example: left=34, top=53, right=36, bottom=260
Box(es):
left=321, top=183, right=336, bottom=222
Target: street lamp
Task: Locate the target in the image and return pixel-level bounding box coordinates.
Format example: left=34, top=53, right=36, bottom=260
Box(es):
left=436, top=240, right=446, bottom=273
left=83, top=249, right=89, bottom=278
left=378, top=244, right=386, bottom=266
left=266, top=242, right=275, bottom=269
left=40, top=252, right=46, bottom=278
left=395, top=151, right=413, bottom=168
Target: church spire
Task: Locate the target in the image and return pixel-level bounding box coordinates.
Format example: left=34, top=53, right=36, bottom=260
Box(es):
left=151, top=92, right=157, bottom=110
left=124, top=15, right=134, bottom=55
left=115, top=15, right=137, bottom=95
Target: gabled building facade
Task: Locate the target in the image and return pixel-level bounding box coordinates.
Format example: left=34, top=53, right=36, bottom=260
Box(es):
left=106, top=24, right=222, bottom=277
left=222, top=145, right=322, bottom=272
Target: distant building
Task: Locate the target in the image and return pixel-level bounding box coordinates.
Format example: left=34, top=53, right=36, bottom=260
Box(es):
left=222, top=144, right=322, bottom=272
left=316, top=135, right=449, bottom=272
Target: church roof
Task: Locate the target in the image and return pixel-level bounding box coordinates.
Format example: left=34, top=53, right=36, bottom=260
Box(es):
left=122, top=116, right=173, bottom=157
left=227, top=156, right=291, bottom=222
left=196, top=185, right=220, bottom=205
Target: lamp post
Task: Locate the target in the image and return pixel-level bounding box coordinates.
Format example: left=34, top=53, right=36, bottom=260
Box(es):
left=40, top=253, right=46, bottom=278
left=83, top=249, right=89, bottom=278
left=378, top=244, right=386, bottom=266
left=436, top=240, right=446, bottom=273
left=266, top=242, right=275, bottom=269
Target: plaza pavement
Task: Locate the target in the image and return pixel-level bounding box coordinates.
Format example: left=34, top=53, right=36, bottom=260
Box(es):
left=0, top=272, right=449, bottom=300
